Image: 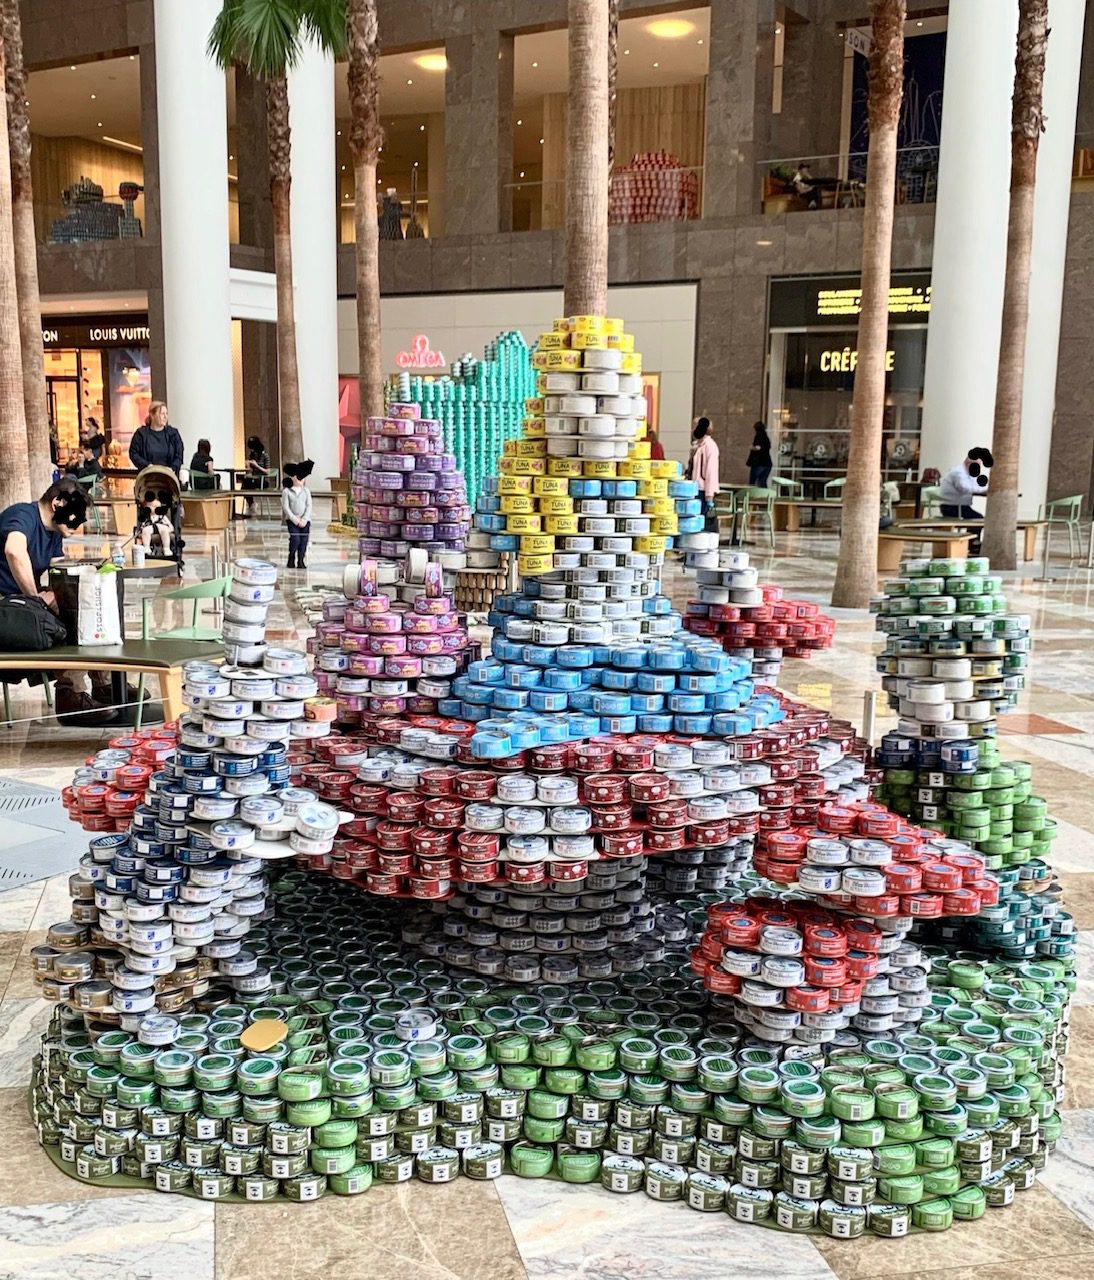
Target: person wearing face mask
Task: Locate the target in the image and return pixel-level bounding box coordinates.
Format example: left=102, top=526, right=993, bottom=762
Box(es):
left=0, top=479, right=118, bottom=724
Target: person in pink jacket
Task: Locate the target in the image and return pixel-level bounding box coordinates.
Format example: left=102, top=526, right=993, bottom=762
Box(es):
left=688, top=417, right=721, bottom=513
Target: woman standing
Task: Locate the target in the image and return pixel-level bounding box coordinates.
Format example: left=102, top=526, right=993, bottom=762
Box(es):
left=242, top=436, right=271, bottom=516
left=129, top=401, right=184, bottom=474
left=689, top=416, right=720, bottom=507
left=746, top=420, right=773, bottom=488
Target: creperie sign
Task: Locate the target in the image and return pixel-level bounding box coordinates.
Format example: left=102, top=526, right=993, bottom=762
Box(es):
left=819, top=347, right=896, bottom=373
left=395, top=334, right=446, bottom=369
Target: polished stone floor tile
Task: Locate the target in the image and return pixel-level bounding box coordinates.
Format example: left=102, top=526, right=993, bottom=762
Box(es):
left=0, top=1193, right=214, bottom=1280
left=1040, top=1108, right=1094, bottom=1232
left=214, top=1180, right=527, bottom=1280
left=496, top=1179, right=835, bottom=1280
left=0, top=997, right=53, bottom=1088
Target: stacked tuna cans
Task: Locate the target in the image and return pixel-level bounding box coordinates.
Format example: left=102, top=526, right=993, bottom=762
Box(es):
left=682, top=545, right=836, bottom=677
left=353, top=404, right=471, bottom=565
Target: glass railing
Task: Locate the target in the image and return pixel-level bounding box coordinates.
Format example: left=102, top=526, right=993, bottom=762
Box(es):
left=758, top=146, right=940, bottom=213
left=506, top=164, right=704, bottom=233
left=38, top=196, right=145, bottom=245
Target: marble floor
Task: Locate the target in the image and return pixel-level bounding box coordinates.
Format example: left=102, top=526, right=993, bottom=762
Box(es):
left=2, top=513, right=1093, bottom=1280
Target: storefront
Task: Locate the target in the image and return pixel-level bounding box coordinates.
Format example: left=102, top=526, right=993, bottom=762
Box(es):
left=765, top=272, right=930, bottom=487
left=42, top=314, right=152, bottom=466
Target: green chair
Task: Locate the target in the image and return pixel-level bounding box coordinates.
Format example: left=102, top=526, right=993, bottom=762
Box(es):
left=769, top=475, right=804, bottom=500
left=921, top=485, right=943, bottom=518
left=739, top=487, right=776, bottom=548
left=714, top=491, right=739, bottom=542
left=823, top=477, right=847, bottom=501
left=75, top=475, right=105, bottom=535
left=134, top=576, right=233, bottom=728
left=1039, top=494, right=1084, bottom=559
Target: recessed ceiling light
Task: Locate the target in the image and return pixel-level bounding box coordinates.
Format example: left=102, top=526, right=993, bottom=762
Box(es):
left=623, top=48, right=630, bottom=55
left=532, top=61, right=539, bottom=68
left=653, top=61, right=660, bottom=68
left=97, top=121, right=103, bottom=127
left=413, top=160, right=418, bottom=167
left=419, top=123, right=425, bottom=131
left=647, top=18, right=695, bottom=39
left=70, top=65, right=76, bottom=71
left=775, top=25, right=782, bottom=34
left=756, top=238, right=773, bottom=246
left=917, top=19, right=924, bottom=25
left=517, top=118, right=522, bottom=125
left=129, top=55, right=135, bottom=60
left=336, top=129, right=341, bottom=136
left=697, top=39, right=704, bottom=45
left=341, top=163, right=346, bottom=170
left=539, top=137, right=544, bottom=145
left=519, top=170, right=525, bottom=177
left=90, top=93, right=97, bottom=100
left=406, top=78, right=413, bottom=85
left=229, top=153, right=234, bottom=160
left=414, top=53, right=447, bottom=72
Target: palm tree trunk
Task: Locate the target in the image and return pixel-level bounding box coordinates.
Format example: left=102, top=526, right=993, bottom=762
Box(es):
left=0, top=29, right=30, bottom=510
left=564, top=0, right=609, bottom=317
left=347, top=0, right=384, bottom=433
left=982, top=0, right=1048, bottom=570
left=2, top=0, right=48, bottom=497
left=607, top=0, right=619, bottom=171
left=831, top=0, right=905, bottom=609
left=267, top=74, right=304, bottom=461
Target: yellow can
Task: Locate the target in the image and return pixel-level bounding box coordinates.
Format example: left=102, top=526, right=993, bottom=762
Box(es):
left=519, top=553, right=555, bottom=576
left=618, top=459, right=652, bottom=479
left=650, top=515, right=679, bottom=536
left=497, top=475, right=533, bottom=494
left=647, top=498, right=676, bottom=516
left=538, top=332, right=567, bottom=350
left=538, top=495, right=574, bottom=516
left=500, top=495, right=535, bottom=514
left=629, top=441, right=651, bottom=460
left=533, top=476, right=570, bottom=496
left=582, top=460, right=619, bottom=479
left=545, top=350, right=583, bottom=370
left=650, top=460, right=679, bottom=480
left=638, top=479, right=669, bottom=498
left=621, top=351, right=643, bottom=373
left=604, top=317, right=624, bottom=336
left=571, top=331, right=608, bottom=350
left=520, top=534, right=556, bottom=555
left=531, top=351, right=550, bottom=370
left=553, top=317, right=571, bottom=334
left=634, top=536, right=667, bottom=555
left=506, top=513, right=542, bottom=533
left=515, top=438, right=546, bottom=456
left=524, top=396, right=545, bottom=414
left=606, top=332, right=635, bottom=351
left=570, top=314, right=606, bottom=334
left=547, top=458, right=584, bottom=477
left=544, top=514, right=579, bottom=535
left=503, top=457, right=546, bottom=475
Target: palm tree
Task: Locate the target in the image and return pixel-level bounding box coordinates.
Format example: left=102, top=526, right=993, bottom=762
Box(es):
left=2, top=0, right=49, bottom=496
left=563, top=0, right=609, bottom=317
left=209, top=0, right=346, bottom=461
left=0, top=27, right=30, bottom=509
left=607, top=0, right=619, bottom=171
left=831, top=0, right=906, bottom=609
left=346, top=0, right=383, bottom=433
left=982, top=0, right=1049, bottom=570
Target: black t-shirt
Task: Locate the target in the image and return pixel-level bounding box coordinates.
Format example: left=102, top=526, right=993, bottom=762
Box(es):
left=747, top=430, right=772, bottom=469
left=0, top=503, right=62, bottom=597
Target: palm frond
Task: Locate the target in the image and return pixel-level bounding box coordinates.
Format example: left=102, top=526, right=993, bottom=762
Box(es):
left=300, top=0, right=348, bottom=56
left=207, top=0, right=306, bottom=76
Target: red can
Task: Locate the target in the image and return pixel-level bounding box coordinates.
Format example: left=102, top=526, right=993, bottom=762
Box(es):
left=726, top=813, right=762, bottom=836
left=589, top=803, right=634, bottom=832
left=884, top=863, right=922, bottom=894
left=459, top=859, right=498, bottom=882
left=377, top=851, right=414, bottom=875
left=921, top=861, right=963, bottom=892
left=803, top=925, right=847, bottom=957
left=375, top=821, right=413, bottom=851
left=416, top=855, right=458, bottom=880
left=720, top=915, right=762, bottom=948
left=844, top=950, right=880, bottom=980
left=943, top=888, right=982, bottom=915
left=690, top=819, right=731, bottom=847
left=365, top=872, right=403, bottom=895
left=409, top=875, right=452, bottom=899
left=505, top=862, right=546, bottom=885
left=804, top=955, right=848, bottom=987
left=419, top=767, right=459, bottom=796
left=573, top=742, right=615, bottom=773
left=410, top=826, right=455, bottom=857
left=422, top=798, right=465, bottom=829
left=386, top=792, right=423, bottom=823
left=530, top=744, right=571, bottom=773
left=614, top=742, right=656, bottom=772
left=785, top=985, right=830, bottom=1013
left=455, top=771, right=497, bottom=800
left=645, top=827, right=688, bottom=852
left=549, top=860, right=588, bottom=882
left=628, top=774, right=672, bottom=804
left=581, top=775, right=628, bottom=805
left=706, top=968, right=742, bottom=995
left=600, top=831, right=644, bottom=857
left=457, top=831, right=499, bottom=862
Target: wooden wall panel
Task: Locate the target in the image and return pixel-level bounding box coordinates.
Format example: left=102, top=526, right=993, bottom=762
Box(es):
left=537, top=81, right=707, bottom=229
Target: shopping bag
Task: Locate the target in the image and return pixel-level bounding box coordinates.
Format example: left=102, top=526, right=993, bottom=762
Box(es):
left=77, top=568, right=122, bottom=646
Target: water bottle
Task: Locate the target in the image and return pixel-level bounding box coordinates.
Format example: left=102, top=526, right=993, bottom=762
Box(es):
left=111, top=542, right=125, bottom=569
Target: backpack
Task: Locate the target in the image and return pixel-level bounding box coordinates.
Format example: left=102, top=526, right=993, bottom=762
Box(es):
left=0, top=595, right=69, bottom=652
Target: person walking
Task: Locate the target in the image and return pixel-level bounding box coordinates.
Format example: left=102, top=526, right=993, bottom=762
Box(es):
left=746, top=421, right=773, bottom=488
left=282, top=461, right=314, bottom=569
left=242, top=436, right=271, bottom=516
left=688, top=417, right=721, bottom=532
left=128, top=401, right=183, bottom=474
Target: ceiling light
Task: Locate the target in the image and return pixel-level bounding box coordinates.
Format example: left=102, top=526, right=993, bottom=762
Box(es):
left=336, top=129, right=341, bottom=136
left=756, top=238, right=773, bottom=246
left=70, top=65, right=76, bottom=71
left=623, top=48, right=630, bottom=55
left=653, top=61, right=660, bottom=68
left=413, top=160, right=418, bottom=167
left=414, top=53, right=447, bottom=72
left=539, top=137, right=544, bottom=145
left=129, top=55, right=135, bottom=60
left=341, top=164, right=346, bottom=170
left=101, top=136, right=143, bottom=153
left=646, top=18, right=695, bottom=39
left=519, top=170, right=525, bottom=177
left=916, top=19, right=924, bottom=25
left=406, top=78, right=413, bottom=85
left=697, top=39, right=704, bottom=45
left=517, top=118, right=523, bottom=125
left=419, top=123, right=426, bottom=131
left=532, top=61, right=539, bottom=67
left=775, top=25, right=782, bottom=34
left=97, top=121, right=103, bottom=127
left=90, top=93, right=97, bottom=100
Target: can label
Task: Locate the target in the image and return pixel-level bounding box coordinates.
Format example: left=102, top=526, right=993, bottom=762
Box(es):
left=429, top=1164, right=451, bottom=1182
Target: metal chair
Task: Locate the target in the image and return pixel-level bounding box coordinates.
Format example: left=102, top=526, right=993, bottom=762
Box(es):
left=823, top=477, right=847, bottom=501
left=134, top=576, right=232, bottom=728
left=714, top=491, right=739, bottom=544
left=1039, top=494, right=1084, bottom=559
left=74, top=475, right=105, bottom=535
left=769, top=475, right=804, bottom=500
left=921, top=485, right=943, bottom=518
left=739, top=487, right=776, bottom=549
left=257, top=468, right=281, bottom=519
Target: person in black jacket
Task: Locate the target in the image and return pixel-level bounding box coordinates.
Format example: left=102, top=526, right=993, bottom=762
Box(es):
left=129, top=401, right=184, bottom=474
left=746, top=421, right=773, bottom=488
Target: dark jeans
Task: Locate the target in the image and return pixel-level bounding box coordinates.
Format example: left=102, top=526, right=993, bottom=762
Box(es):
left=940, top=503, right=981, bottom=550
left=749, top=465, right=772, bottom=488
left=288, top=521, right=310, bottom=564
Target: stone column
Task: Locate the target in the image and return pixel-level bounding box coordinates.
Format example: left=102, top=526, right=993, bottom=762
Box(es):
left=703, top=0, right=776, bottom=216
left=444, top=31, right=515, bottom=236
left=152, top=0, right=234, bottom=468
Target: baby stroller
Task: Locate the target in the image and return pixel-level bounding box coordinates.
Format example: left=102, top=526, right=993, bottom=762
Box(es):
left=133, top=465, right=185, bottom=570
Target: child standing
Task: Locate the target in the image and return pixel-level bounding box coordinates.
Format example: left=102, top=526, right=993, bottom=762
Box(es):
left=282, top=460, right=314, bottom=569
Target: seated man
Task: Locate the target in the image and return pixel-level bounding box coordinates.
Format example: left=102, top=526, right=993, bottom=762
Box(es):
left=939, top=447, right=994, bottom=553
left=0, top=478, right=116, bottom=724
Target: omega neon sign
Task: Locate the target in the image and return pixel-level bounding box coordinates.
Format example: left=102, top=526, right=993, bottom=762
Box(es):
left=395, top=334, right=446, bottom=369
